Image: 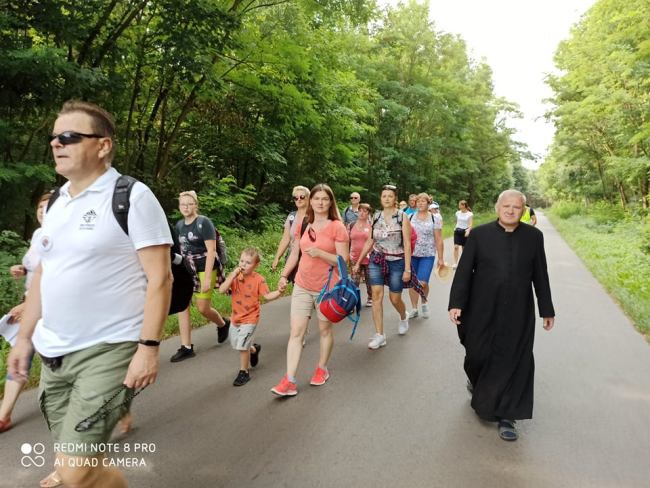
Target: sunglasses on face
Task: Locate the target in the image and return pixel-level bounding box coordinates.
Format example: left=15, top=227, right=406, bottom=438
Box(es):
left=350, top=196, right=359, bottom=200
left=293, top=195, right=307, bottom=201
left=49, top=131, right=104, bottom=145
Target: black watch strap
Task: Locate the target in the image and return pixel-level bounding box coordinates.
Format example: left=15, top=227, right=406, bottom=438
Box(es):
left=138, top=339, right=161, bottom=347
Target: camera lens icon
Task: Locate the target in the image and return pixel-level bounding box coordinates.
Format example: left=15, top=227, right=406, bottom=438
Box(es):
left=20, top=442, right=46, bottom=468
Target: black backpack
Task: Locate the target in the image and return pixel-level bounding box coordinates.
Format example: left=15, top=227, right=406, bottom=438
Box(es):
left=48, top=175, right=193, bottom=315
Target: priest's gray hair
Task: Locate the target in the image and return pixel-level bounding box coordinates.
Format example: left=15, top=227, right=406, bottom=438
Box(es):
left=495, top=189, right=526, bottom=212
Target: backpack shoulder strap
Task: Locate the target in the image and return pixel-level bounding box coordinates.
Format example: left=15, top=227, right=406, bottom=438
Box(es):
left=112, top=175, right=138, bottom=235
left=47, top=188, right=61, bottom=212
left=371, top=211, right=381, bottom=228
left=300, top=218, right=309, bottom=236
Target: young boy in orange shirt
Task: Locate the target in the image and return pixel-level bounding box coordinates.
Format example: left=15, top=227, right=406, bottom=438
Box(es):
left=219, top=247, right=284, bottom=386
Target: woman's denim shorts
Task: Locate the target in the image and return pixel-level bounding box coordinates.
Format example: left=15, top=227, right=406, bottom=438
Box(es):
left=368, top=257, right=405, bottom=293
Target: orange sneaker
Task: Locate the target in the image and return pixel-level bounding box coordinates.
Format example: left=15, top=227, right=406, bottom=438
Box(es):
left=271, top=375, right=298, bottom=397
left=309, top=366, right=330, bottom=386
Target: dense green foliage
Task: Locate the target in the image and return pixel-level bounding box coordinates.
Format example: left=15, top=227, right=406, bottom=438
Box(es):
left=2, top=0, right=532, bottom=239
left=541, top=0, right=650, bottom=209
left=547, top=204, right=650, bottom=338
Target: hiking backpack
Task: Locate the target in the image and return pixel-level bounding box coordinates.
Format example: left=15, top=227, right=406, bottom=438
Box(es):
left=317, top=255, right=361, bottom=339
left=47, top=175, right=193, bottom=315
left=195, top=215, right=228, bottom=266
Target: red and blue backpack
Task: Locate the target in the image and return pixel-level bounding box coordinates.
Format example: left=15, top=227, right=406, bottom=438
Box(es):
left=317, top=256, right=362, bottom=339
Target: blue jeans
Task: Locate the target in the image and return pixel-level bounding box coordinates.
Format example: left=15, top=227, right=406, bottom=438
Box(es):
left=412, top=256, right=435, bottom=283
left=368, top=257, right=405, bottom=293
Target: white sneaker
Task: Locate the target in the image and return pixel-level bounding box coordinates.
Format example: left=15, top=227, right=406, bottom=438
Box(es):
left=407, top=309, right=419, bottom=319
left=368, top=333, right=387, bottom=350
left=398, top=319, right=409, bottom=335
left=421, top=304, right=430, bottom=318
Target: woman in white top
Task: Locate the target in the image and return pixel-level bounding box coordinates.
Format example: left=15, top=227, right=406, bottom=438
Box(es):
left=453, top=200, right=473, bottom=268
left=1, top=193, right=50, bottom=434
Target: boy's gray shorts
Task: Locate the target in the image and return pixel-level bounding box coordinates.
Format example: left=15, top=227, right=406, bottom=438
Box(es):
left=229, top=324, right=257, bottom=351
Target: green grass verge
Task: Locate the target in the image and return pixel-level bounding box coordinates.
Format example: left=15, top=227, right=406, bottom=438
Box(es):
left=546, top=207, right=650, bottom=340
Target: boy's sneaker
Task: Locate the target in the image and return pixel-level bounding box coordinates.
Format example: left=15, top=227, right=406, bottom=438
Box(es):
left=398, top=318, right=409, bottom=335
left=233, top=370, right=250, bottom=387
left=421, top=304, right=430, bottom=318
left=250, top=343, right=261, bottom=367
left=271, top=375, right=298, bottom=397
left=310, top=366, right=330, bottom=386
left=365, top=299, right=373, bottom=307
left=217, top=318, right=231, bottom=343
left=170, top=345, right=195, bottom=362
left=368, top=333, right=387, bottom=350
left=407, top=309, right=419, bottom=319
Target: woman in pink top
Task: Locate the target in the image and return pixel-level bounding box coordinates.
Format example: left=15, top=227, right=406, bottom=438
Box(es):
left=349, top=203, right=373, bottom=307
left=272, top=184, right=349, bottom=397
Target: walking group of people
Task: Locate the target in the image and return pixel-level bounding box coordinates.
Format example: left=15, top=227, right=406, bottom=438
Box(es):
left=1, top=100, right=555, bottom=487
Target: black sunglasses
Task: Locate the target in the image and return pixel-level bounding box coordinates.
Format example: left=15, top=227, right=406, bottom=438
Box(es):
left=292, top=195, right=307, bottom=201
left=49, top=131, right=104, bottom=145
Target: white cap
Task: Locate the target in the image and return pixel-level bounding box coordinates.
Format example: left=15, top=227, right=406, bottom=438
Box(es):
left=429, top=202, right=440, bottom=209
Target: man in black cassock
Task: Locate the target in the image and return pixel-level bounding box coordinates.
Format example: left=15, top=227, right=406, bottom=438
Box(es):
left=448, top=189, right=555, bottom=441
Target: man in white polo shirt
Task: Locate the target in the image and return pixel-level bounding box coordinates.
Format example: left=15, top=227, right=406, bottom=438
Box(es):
left=8, top=100, right=172, bottom=488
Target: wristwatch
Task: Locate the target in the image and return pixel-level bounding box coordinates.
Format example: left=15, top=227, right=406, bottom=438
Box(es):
left=138, top=339, right=161, bottom=347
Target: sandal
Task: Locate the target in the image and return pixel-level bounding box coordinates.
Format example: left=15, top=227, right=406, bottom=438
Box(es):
left=498, top=419, right=518, bottom=441
left=40, top=470, right=63, bottom=488
left=0, top=417, right=12, bottom=433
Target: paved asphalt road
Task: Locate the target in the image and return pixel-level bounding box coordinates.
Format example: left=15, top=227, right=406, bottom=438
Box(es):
left=1, top=213, right=649, bottom=488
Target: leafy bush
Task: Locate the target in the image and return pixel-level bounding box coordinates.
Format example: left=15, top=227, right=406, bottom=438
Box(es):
left=641, top=222, right=650, bottom=255
left=589, top=201, right=626, bottom=225
left=551, top=201, right=583, bottom=219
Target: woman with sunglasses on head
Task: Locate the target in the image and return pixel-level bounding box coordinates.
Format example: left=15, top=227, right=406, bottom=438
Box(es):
left=170, top=191, right=230, bottom=362
left=453, top=200, right=473, bottom=269
left=353, top=185, right=425, bottom=349
left=271, top=186, right=310, bottom=277
left=272, top=184, right=349, bottom=397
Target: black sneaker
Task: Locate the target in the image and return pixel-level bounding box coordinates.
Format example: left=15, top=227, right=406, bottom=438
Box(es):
left=250, top=343, right=261, bottom=368
left=233, top=370, right=250, bottom=387
left=170, top=345, right=195, bottom=362
left=217, top=318, right=231, bottom=344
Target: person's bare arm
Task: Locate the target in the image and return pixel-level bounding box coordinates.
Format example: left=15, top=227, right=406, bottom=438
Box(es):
left=272, top=223, right=292, bottom=271
left=304, top=240, right=349, bottom=266
left=278, top=238, right=301, bottom=290
left=402, top=217, right=412, bottom=281
left=124, top=245, right=172, bottom=389
left=434, top=228, right=444, bottom=267
left=219, top=266, right=241, bottom=294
